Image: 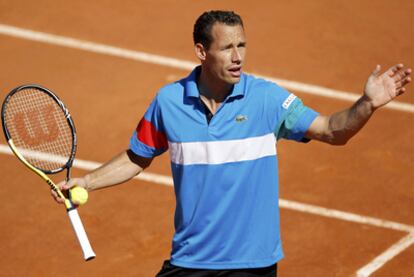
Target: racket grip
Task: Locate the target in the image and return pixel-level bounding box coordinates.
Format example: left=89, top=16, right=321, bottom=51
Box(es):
left=67, top=209, right=96, bottom=261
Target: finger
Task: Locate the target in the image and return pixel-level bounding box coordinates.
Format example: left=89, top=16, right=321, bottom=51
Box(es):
left=395, top=76, right=412, bottom=89
left=393, top=68, right=412, bottom=83
left=396, top=87, right=406, bottom=96
left=370, top=64, right=381, bottom=78
left=404, top=68, right=413, bottom=80
left=386, top=63, right=404, bottom=77
left=50, top=189, right=65, bottom=204
left=60, top=179, right=77, bottom=190
left=50, top=189, right=57, bottom=199
left=56, top=181, right=69, bottom=193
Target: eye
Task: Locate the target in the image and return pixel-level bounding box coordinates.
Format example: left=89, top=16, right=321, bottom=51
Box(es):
left=221, top=44, right=233, bottom=51
left=238, top=42, right=246, bottom=48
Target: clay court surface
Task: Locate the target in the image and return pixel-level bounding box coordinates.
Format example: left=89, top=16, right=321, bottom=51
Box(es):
left=0, top=1, right=413, bottom=276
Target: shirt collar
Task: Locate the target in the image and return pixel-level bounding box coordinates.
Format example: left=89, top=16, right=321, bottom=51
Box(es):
left=184, top=66, right=246, bottom=99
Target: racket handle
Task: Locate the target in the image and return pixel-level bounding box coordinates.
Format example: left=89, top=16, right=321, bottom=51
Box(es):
left=67, top=209, right=96, bottom=261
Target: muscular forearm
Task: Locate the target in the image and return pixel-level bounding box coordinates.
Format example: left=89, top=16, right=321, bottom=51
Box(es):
left=307, top=96, right=375, bottom=145
left=327, top=95, right=375, bottom=144
left=54, top=150, right=152, bottom=204
left=83, top=150, right=149, bottom=191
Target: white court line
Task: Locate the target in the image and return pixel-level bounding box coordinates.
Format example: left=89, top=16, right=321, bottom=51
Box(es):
left=278, top=199, right=414, bottom=233
left=356, top=232, right=414, bottom=277
left=0, top=23, right=414, bottom=113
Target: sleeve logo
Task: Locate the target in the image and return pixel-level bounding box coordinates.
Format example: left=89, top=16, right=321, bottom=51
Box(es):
left=282, top=94, right=297, bottom=109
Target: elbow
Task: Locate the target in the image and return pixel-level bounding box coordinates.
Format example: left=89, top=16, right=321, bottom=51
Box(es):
left=126, top=149, right=153, bottom=169
left=329, top=138, right=348, bottom=146
left=326, top=133, right=351, bottom=146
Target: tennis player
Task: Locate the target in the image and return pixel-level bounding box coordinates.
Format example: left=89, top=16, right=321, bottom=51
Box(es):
left=52, top=10, right=411, bottom=276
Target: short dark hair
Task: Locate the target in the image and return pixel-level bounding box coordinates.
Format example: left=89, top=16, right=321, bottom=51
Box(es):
left=193, top=10, right=244, bottom=49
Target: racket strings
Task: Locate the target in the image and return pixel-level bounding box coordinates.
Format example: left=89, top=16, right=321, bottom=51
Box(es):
left=4, top=88, right=74, bottom=172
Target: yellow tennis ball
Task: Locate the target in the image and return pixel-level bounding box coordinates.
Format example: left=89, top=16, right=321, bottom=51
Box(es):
left=70, top=186, right=88, bottom=205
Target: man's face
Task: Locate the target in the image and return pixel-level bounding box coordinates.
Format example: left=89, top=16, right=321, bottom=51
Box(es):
left=202, top=23, right=246, bottom=85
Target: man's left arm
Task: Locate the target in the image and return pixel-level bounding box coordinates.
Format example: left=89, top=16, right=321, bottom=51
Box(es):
left=305, top=64, right=411, bottom=145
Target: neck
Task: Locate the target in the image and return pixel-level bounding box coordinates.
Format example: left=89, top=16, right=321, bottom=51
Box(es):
left=197, top=68, right=232, bottom=103
left=197, top=69, right=233, bottom=115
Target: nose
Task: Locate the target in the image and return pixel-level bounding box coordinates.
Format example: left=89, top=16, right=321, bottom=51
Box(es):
left=231, top=47, right=242, bottom=64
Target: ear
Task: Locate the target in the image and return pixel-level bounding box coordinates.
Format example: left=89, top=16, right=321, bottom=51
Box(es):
left=194, top=43, right=207, bottom=61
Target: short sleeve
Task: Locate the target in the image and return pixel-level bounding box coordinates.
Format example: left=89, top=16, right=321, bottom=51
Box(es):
left=129, top=96, right=168, bottom=158
left=274, top=95, right=319, bottom=142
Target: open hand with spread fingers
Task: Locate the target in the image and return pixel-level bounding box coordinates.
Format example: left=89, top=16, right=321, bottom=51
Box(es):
left=364, top=64, right=412, bottom=110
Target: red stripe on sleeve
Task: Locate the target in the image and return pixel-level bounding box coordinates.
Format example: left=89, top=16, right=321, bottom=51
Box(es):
left=136, top=118, right=168, bottom=149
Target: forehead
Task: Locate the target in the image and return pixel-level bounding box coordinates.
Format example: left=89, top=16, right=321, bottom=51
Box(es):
left=210, top=23, right=245, bottom=46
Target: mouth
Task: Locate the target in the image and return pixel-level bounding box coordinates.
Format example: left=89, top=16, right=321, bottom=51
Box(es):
left=228, top=66, right=242, bottom=77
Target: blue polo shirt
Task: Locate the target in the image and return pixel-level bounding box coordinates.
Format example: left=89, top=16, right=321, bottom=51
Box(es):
left=130, top=67, right=318, bottom=269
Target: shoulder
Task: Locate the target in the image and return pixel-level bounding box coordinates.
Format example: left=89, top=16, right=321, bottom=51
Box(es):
left=156, top=80, right=184, bottom=98
left=243, top=73, right=291, bottom=102
left=152, top=78, right=187, bottom=108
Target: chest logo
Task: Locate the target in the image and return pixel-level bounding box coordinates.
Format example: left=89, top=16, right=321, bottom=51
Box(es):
left=235, top=115, right=248, bottom=123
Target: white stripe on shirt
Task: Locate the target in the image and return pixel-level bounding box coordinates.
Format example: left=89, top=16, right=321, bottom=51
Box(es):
left=168, top=133, right=277, bottom=165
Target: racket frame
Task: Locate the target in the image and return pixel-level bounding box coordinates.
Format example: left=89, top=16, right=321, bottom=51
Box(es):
left=1, top=84, right=95, bottom=261
left=1, top=84, right=77, bottom=174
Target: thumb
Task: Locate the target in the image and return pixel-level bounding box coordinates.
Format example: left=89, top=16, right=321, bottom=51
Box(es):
left=370, top=64, right=381, bottom=78
left=59, top=178, right=77, bottom=191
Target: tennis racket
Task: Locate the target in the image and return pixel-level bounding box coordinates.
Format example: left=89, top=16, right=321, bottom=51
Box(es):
left=1, top=84, right=96, bottom=261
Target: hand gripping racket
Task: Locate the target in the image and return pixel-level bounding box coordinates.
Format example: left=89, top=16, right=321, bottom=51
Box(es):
left=1, top=84, right=96, bottom=261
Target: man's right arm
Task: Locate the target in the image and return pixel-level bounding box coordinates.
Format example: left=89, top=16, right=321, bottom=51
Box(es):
left=52, top=150, right=152, bottom=204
